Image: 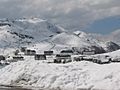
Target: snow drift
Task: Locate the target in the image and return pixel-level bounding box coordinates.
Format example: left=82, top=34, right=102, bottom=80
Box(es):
left=1, top=60, right=120, bottom=90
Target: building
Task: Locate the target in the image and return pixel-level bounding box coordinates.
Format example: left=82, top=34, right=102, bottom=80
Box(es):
left=73, top=56, right=86, bottom=61
left=44, top=51, right=53, bottom=55
left=21, top=47, right=27, bottom=52
left=0, top=55, right=5, bottom=60
left=14, top=50, right=19, bottom=55
left=0, top=60, right=9, bottom=65
left=60, top=50, right=74, bottom=55
left=0, top=23, right=11, bottom=26
left=24, top=49, right=31, bottom=55
left=24, top=49, right=36, bottom=56
left=54, top=54, right=72, bottom=63
left=82, top=50, right=95, bottom=55
left=35, top=54, right=46, bottom=60
left=12, top=56, right=24, bottom=62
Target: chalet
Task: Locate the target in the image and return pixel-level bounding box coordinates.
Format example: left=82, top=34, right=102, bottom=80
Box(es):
left=24, top=49, right=31, bottom=55
left=54, top=54, right=72, bottom=63
left=12, top=56, right=24, bottom=61
left=24, top=49, right=36, bottom=56
left=60, top=50, right=74, bottom=55
left=35, top=54, right=46, bottom=60
left=31, top=50, right=36, bottom=55
left=0, top=60, right=10, bottom=65
left=0, top=55, right=5, bottom=60
left=44, top=51, right=53, bottom=55
left=74, top=56, right=86, bottom=61
left=14, top=50, right=19, bottom=55
left=21, top=47, right=27, bottom=52
left=0, top=23, right=11, bottom=26
left=82, top=50, right=95, bottom=55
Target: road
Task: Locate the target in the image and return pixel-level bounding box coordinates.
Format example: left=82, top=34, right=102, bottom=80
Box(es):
left=0, top=87, right=31, bottom=90
left=0, top=85, right=33, bottom=90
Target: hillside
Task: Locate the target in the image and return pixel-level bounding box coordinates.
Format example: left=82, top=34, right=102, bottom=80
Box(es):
left=51, top=31, right=106, bottom=54
left=0, top=18, right=119, bottom=55
left=0, top=18, right=64, bottom=54
left=108, top=29, right=120, bottom=45
left=89, top=29, right=120, bottom=45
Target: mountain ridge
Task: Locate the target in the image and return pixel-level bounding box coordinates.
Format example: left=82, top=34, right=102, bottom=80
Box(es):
left=0, top=18, right=119, bottom=55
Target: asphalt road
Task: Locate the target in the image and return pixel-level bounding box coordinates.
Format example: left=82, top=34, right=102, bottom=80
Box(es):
left=0, top=88, right=31, bottom=90
left=0, top=86, right=32, bottom=90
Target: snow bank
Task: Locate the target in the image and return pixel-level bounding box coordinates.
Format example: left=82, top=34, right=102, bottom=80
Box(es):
left=0, top=60, right=120, bottom=90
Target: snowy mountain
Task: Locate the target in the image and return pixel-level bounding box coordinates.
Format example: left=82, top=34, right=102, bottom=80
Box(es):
left=104, top=41, right=120, bottom=52
left=88, top=32, right=120, bottom=52
left=51, top=31, right=106, bottom=54
left=0, top=18, right=64, bottom=54
left=0, top=18, right=119, bottom=55
left=108, top=29, right=120, bottom=45
left=89, top=29, right=120, bottom=45
left=11, top=18, right=64, bottom=40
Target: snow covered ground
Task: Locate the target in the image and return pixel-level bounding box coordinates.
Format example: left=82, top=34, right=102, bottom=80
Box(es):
left=0, top=57, right=120, bottom=90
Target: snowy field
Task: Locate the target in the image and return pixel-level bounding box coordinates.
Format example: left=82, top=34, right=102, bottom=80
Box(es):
left=0, top=58, right=120, bottom=90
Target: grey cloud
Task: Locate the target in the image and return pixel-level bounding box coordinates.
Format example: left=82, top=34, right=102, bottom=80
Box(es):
left=0, top=0, right=120, bottom=30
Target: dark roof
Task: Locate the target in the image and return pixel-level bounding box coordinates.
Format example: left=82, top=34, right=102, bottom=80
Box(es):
left=35, top=54, right=46, bottom=57
left=56, top=54, right=71, bottom=57
left=26, top=49, right=31, bottom=52
left=83, top=51, right=95, bottom=52
left=0, top=23, right=11, bottom=26
left=44, top=51, right=53, bottom=53
left=31, top=50, right=36, bottom=52
left=13, top=56, right=24, bottom=59
left=0, top=55, right=5, bottom=60
left=35, top=54, right=46, bottom=60
left=61, top=50, right=73, bottom=53
left=26, top=49, right=36, bottom=52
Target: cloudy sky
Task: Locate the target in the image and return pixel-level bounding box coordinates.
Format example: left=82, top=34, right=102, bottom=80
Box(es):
left=0, top=0, right=120, bottom=34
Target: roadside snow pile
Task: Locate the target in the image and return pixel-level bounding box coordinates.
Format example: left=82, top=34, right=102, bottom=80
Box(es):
left=1, top=60, right=120, bottom=90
